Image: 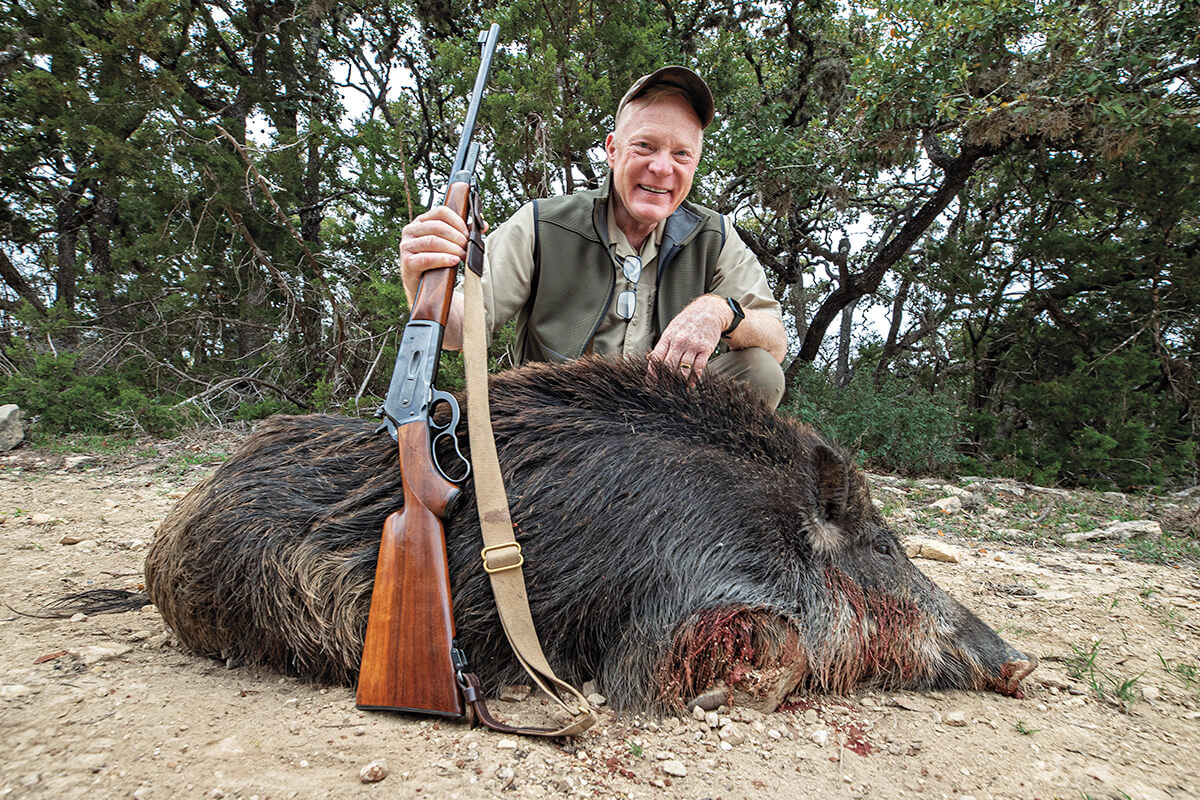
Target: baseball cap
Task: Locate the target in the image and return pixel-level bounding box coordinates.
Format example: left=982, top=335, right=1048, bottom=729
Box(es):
left=616, top=66, right=715, bottom=129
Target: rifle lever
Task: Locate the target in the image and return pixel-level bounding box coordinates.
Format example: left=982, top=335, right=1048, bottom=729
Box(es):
left=429, top=388, right=471, bottom=484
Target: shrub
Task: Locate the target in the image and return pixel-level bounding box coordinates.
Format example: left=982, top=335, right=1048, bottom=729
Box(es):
left=782, top=365, right=963, bottom=476
left=0, top=351, right=189, bottom=437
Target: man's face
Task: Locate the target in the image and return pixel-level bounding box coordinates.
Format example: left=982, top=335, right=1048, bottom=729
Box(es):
left=605, top=93, right=703, bottom=231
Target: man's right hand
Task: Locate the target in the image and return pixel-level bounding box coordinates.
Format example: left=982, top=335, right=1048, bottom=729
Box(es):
left=399, top=206, right=471, bottom=305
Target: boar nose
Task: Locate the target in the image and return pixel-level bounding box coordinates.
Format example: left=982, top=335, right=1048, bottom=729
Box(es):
left=1001, top=652, right=1038, bottom=697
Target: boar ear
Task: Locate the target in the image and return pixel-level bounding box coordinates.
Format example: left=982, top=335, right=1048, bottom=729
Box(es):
left=815, top=444, right=849, bottom=523
left=805, top=444, right=848, bottom=555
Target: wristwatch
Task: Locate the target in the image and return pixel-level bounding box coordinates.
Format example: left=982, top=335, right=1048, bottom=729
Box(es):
left=722, top=297, right=744, bottom=337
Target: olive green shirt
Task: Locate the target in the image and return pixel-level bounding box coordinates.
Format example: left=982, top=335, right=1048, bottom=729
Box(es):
left=455, top=195, right=781, bottom=354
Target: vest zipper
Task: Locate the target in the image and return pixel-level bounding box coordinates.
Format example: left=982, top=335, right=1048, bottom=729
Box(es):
left=580, top=267, right=617, bottom=358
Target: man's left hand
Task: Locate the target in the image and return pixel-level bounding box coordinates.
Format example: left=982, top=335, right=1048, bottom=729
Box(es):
left=648, top=294, right=731, bottom=385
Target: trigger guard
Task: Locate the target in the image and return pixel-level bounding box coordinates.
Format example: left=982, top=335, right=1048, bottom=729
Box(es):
left=429, top=389, right=471, bottom=484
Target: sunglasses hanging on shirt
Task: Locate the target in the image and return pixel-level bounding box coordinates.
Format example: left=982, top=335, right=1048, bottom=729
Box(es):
left=617, top=255, right=642, bottom=321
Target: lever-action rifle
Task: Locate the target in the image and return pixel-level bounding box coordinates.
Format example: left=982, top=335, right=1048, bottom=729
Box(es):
left=356, top=24, right=499, bottom=717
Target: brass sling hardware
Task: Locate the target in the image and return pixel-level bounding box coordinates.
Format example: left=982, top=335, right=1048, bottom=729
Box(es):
left=481, top=542, right=524, bottom=573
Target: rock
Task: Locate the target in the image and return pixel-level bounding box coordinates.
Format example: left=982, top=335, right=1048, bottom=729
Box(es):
left=30, top=513, right=56, bottom=525
left=660, top=760, right=687, bottom=777
left=60, top=535, right=85, bottom=545
left=1104, top=520, right=1162, bottom=540
left=811, top=729, right=830, bottom=747
left=930, top=496, right=964, bottom=514
left=204, top=737, right=245, bottom=756
left=0, top=405, right=23, bottom=451
left=962, top=493, right=988, bottom=511
left=0, top=684, right=32, bottom=699
left=72, top=644, right=133, bottom=666
left=1142, top=685, right=1161, bottom=702
left=496, top=765, right=515, bottom=781
left=64, top=455, right=98, bottom=470
left=995, top=528, right=1027, bottom=538
left=944, top=711, right=968, bottom=727
left=71, top=753, right=107, bottom=771
left=718, top=724, right=746, bottom=745
left=496, top=739, right=518, bottom=750
left=903, top=538, right=962, bottom=563
left=1063, top=520, right=1162, bottom=543
left=359, top=760, right=388, bottom=784
left=499, top=683, right=532, bottom=702
left=691, top=704, right=707, bottom=721
left=704, top=710, right=719, bottom=728
left=586, top=692, right=606, bottom=707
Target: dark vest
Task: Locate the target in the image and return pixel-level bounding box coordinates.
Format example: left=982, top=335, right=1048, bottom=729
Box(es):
left=511, top=180, right=726, bottom=364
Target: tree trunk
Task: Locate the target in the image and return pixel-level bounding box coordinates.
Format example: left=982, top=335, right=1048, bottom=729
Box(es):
left=796, top=141, right=1001, bottom=363
left=835, top=298, right=856, bottom=387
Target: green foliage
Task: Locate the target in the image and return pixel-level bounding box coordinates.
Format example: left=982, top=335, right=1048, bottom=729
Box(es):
left=976, top=341, right=1196, bottom=489
left=782, top=365, right=963, bottom=476
left=231, top=399, right=303, bottom=422
left=1158, top=654, right=1200, bottom=699
left=1059, top=640, right=1143, bottom=711
left=0, top=350, right=188, bottom=436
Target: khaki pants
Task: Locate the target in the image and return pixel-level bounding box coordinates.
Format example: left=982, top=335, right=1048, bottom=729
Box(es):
left=706, top=347, right=786, bottom=409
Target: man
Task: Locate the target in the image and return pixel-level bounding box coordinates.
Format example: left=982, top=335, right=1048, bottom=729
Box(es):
left=400, top=66, right=788, bottom=407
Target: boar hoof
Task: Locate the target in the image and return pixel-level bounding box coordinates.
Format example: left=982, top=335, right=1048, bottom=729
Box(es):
left=686, top=684, right=729, bottom=712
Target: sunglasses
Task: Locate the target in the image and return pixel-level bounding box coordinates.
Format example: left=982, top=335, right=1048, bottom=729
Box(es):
left=617, top=255, right=642, bottom=321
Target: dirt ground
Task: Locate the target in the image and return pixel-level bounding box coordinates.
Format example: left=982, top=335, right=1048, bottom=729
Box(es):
left=1, top=430, right=1198, bottom=800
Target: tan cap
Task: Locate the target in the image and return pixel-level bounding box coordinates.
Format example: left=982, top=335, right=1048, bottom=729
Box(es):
left=616, top=66, right=714, bottom=129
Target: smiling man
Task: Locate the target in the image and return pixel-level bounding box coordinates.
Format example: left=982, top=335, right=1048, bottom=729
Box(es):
left=400, top=67, right=788, bottom=408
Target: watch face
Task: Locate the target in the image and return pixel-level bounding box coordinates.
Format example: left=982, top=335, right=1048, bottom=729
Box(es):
left=724, top=297, right=744, bottom=335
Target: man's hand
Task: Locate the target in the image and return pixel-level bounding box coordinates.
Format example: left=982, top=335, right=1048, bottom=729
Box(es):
left=399, top=205, right=488, bottom=352
left=649, top=294, right=731, bottom=385
left=400, top=206, right=481, bottom=305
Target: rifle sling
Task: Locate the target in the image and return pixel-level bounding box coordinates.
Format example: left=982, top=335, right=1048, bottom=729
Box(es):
left=461, top=194, right=598, bottom=738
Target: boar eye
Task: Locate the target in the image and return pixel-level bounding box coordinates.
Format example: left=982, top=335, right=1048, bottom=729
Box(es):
left=874, top=542, right=892, bottom=557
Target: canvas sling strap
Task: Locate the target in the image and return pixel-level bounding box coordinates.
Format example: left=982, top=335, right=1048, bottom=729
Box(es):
left=458, top=191, right=598, bottom=737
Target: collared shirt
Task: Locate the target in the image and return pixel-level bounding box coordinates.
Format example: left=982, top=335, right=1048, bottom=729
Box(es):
left=455, top=193, right=781, bottom=354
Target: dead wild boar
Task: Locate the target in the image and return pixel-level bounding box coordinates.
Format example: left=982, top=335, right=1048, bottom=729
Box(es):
left=144, top=356, right=1037, bottom=712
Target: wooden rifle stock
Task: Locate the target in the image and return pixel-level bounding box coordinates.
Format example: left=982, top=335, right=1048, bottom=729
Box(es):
left=356, top=181, right=473, bottom=716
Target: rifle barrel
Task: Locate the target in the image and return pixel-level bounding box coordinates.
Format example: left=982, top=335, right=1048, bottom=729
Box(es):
left=451, top=24, right=501, bottom=176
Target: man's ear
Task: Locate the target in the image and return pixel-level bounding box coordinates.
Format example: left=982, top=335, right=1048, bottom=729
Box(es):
left=604, top=132, right=617, bottom=168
